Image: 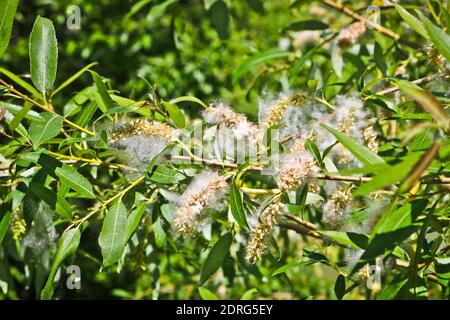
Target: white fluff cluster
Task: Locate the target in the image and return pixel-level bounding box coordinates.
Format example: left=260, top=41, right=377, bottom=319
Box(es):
left=23, top=203, right=58, bottom=260
left=174, top=171, right=228, bottom=235
left=321, top=184, right=353, bottom=229
left=277, top=152, right=319, bottom=191
left=203, top=103, right=260, bottom=162
left=112, top=135, right=169, bottom=169
left=109, top=119, right=176, bottom=172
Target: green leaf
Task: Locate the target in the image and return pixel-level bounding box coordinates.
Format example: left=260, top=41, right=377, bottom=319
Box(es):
left=55, top=164, right=95, bottom=199
left=398, top=141, right=441, bottom=194
left=419, top=12, right=450, bottom=63
left=9, top=102, right=33, bottom=131
left=393, top=4, right=430, bottom=40
left=41, top=228, right=81, bottom=299
left=29, top=112, right=63, bottom=150
left=199, top=232, right=232, bottom=285
left=376, top=278, right=408, bottom=300
left=395, top=79, right=449, bottom=128
left=319, top=231, right=368, bottom=249
left=198, top=287, right=219, bottom=300
left=52, top=62, right=97, bottom=97
left=210, top=0, right=229, bottom=39
left=98, top=200, right=128, bottom=267
left=283, top=20, right=328, bottom=32
left=229, top=179, right=249, bottom=229
left=233, top=49, right=290, bottom=83
left=169, top=96, right=207, bottom=109
left=321, top=124, right=385, bottom=166
left=29, top=16, right=58, bottom=94
left=149, top=165, right=185, bottom=184
left=372, top=201, right=425, bottom=236
left=0, top=67, right=42, bottom=97
left=334, top=275, right=346, bottom=300
left=240, top=288, right=258, bottom=300
left=294, top=183, right=309, bottom=217
left=153, top=218, right=166, bottom=248
left=162, top=101, right=185, bottom=128
left=0, top=0, right=19, bottom=58
left=0, top=212, right=12, bottom=246
left=91, top=71, right=115, bottom=114
left=271, top=262, right=304, bottom=277
left=125, top=0, right=153, bottom=19
left=352, top=154, right=421, bottom=197
left=125, top=203, right=146, bottom=242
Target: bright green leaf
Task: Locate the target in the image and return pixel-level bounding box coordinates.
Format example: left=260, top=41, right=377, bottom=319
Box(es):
left=29, top=112, right=63, bottom=150
left=41, top=228, right=81, bottom=299
left=0, top=0, right=19, bottom=58
left=98, top=200, right=128, bottom=267
left=29, top=16, right=58, bottom=94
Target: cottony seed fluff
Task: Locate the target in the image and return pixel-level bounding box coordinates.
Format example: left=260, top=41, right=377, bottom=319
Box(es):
left=174, top=171, right=228, bottom=235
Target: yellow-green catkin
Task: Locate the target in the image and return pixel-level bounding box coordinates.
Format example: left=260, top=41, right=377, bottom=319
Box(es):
left=263, top=93, right=308, bottom=128
left=111, top=119, right=175, bottom=141
left=246, top=202, right=284, bottom=263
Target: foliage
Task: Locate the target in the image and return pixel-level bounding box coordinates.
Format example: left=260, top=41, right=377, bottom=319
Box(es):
left=0, top=0, right=449, bottom=300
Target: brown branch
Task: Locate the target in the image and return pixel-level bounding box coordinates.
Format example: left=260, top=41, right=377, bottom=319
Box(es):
left=170, top=155, right=450, bottom=185
left=282, top=213, right=318, bottom=231
left=375, top=72, right=450, bottom=96
left=277, top=221, right=324, bottom=240
left=323, top=0, right=400, bottom=40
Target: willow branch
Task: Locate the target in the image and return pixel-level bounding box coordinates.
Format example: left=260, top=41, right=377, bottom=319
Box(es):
left=0, top=79, right=96, bottom=136
left=323, top=0, right=400, bottom=40
left=374, top=72, right=450, bottom=96
left=171, top=155, right=449, bottom=185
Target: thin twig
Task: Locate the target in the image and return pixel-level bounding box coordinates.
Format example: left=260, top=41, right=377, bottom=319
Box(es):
left=282, top=213, right=318, bottom=231
left=374, top=72, right=450, bottom=96
left=323, top=0, right=400, bottom=39
left=277, top=221, right=324, bottom=240
left=171, top=155, right=450, bottom=185
left=0, top=79, right=96, bottom=136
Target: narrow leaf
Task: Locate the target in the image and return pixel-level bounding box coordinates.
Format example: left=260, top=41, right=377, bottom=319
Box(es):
left=394, top=4, right=430, bottom=40
left=125, top=203, right=146, bottom=242
left=398, top=141, right=441, bottom=194
left=98, top=200, right=128, bottom=267
left=0, top=0, right=19, bottom=58
left=163, top=101, right=185, bottom=128
left=334, top=275, right=346, bottom=300
left=229, top=179, right=249, bottom=229
left=29, top=16, right=58, bottom=93
left=52, top=62, right=97, bottom=97
left=0, top=212, right=12, bottom=246
left=321, top=124, right=385, bottom=166
left=199, top=232, right=232, bottom=285
left=419, top=12, right=450, bottom=63
left=41, top=228, right=81, bottom=299
left=55, top=164, right=95, bottom=199
left=395, top=80, right=449, bottom=128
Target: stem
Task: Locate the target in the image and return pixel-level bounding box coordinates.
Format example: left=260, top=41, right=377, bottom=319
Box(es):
left=66, top=175, right=145, bottom=231
left=0, top=79, right=96, bottom=136
left=372, top=72, right=449, bottom=97
left=171, top=155, right=450, bottom=185
left=323, top=0, right=401, bottom=41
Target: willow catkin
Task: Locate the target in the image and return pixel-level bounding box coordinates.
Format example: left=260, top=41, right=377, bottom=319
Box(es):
left=174, top=171, right=228, bottom=235
left=246, top=202, right=284, bottom=263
